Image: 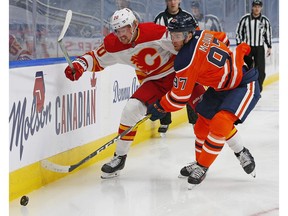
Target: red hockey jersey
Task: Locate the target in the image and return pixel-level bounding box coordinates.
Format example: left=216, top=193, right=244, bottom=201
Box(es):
left=80, top=23, right=177, bottom=84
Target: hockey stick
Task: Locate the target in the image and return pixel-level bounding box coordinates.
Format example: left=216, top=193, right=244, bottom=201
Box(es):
left=41, top=114, right=151, bottom=173
left=57, top=10, right=76, bottom=76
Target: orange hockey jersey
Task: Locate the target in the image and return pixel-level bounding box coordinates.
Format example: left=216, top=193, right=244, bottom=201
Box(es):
left=160, top=30, right=251, bottom=112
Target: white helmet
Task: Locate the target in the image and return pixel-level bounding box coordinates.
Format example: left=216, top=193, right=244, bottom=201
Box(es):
left=110, top=8, right=137, bottom=30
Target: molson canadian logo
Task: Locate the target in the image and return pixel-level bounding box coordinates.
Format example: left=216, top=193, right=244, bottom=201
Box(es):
left=9, top=71, right=97, bottom=160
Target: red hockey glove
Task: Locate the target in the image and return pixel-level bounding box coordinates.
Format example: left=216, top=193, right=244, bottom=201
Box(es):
left=147, top=100, right=167, bottom=121
left=64, top=58, right=88, bottom=81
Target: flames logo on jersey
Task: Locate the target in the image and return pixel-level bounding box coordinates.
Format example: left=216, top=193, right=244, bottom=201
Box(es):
left=131, top=48, right=161, bottom=73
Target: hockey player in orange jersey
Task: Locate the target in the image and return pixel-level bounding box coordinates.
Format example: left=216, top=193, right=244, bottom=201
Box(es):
left=147, top=14, right=261, bottom=187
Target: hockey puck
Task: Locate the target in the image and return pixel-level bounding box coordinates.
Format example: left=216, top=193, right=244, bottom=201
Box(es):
left=20, top=195, right=29, bottom=206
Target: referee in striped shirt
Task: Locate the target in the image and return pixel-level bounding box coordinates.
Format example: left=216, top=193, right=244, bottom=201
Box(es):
left=235, top=0, right=272, bottom=92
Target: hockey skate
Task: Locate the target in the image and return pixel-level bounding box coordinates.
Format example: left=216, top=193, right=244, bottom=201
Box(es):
left=178, top=161, right=198, bottom=178
left=158, top=112, right=171, bottom=137
left=158, top=124, right=169, bottom=137
left=187, top=164, right=208, bottom=190
left=101, top=154, right=127, bottom=179
left=235, top=147, right=256, bottom=178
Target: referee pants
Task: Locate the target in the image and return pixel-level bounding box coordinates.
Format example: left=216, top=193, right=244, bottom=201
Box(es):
left=244, top=45, right=265, bottom=92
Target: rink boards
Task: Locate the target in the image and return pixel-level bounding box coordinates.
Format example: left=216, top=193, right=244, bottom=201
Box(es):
left=9, top=42, right=279, bottom=201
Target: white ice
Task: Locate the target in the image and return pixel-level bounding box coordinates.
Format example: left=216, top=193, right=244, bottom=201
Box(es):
left=9, top=82, right=280, bottom=216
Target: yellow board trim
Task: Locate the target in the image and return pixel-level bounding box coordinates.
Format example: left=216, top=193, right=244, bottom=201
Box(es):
left=9, top=109, right=187, bottom=201
left=263, top=73, right=279, bottom=87
left=9, top=72, right=279, bottom=201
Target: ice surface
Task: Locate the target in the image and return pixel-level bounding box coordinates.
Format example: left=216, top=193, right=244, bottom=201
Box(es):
left=9, top=82, right=281, bottom=216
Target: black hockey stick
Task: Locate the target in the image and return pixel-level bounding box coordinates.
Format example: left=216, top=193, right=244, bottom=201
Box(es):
left=41, top=115, right=151, bottom=173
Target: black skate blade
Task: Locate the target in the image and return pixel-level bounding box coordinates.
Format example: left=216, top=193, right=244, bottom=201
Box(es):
left=101, top=171, right=120, bottom=179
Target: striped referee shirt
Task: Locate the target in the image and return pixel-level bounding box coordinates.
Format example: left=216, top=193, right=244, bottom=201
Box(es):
left=235, top=13, right=272, bottom=48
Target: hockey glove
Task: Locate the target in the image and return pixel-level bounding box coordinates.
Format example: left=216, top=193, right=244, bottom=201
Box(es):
left=64, top=57, right=87, bottom=81
left=147, top=100, right=167, bottom=121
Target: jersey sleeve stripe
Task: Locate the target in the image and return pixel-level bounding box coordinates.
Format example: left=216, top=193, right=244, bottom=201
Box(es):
left=229, top=50, right=239, bottom=88
left=217, top=62, right=229, bottom=89
left=165, top=94, right=186, bottom=109
left=85, top=51, right=104, bottom=72
left=170, top=91, right=192, bottom=100
left=235, top=81, right=255, bottom=120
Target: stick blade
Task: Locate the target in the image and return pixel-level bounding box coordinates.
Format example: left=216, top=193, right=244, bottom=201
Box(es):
left=57, top=10, right=73, bottom=42
left=41, top=160, right=70, bottom=173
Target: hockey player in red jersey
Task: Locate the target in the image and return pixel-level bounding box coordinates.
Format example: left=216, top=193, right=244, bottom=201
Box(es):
left=147, top=15, right=261, bottom=187
left=64, top=8, right=203, bottom=179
